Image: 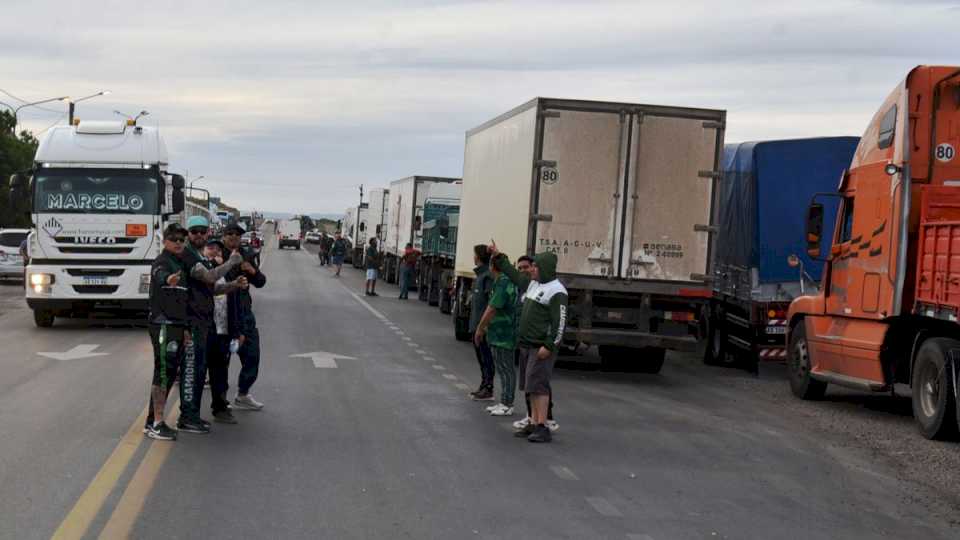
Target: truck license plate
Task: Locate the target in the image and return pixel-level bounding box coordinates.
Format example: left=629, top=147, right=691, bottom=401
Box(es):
left=766, top=326, right=786, bottom=335
left=82, top=276, right=107, bottom=286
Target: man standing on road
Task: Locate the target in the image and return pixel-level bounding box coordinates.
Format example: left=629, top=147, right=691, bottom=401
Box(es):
left=468, top=244, right=495, bottom=401
left=398, top=242, right=418, bottom=300
left=319, top=234, right=332, bottom=266
left=474, top=255, right=518, bottom=416
left=222, top=223, right=268, bottom=411
left=144, top=224, right=189, bottom=441
left=491, top=245, right=568, bottom=443
left=331, top=231, right=347, bottom=277
left=512, top=255, right=558, bottom=433
left=365, top=237, right=380, bottom=297
left=204, top=238, right=241, bottom=424
left=180, top=216, right=245, bottom=433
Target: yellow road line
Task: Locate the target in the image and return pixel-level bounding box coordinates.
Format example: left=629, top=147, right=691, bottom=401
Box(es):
left=50, top=406, right=149, bottom=540
left=97, top=400, right=180, bottom=539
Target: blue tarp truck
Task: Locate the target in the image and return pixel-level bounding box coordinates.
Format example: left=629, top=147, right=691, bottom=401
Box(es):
left=704, top=137, right=859, bottom=368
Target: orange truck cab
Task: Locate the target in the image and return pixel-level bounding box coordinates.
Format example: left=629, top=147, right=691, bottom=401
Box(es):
left=788, top=65, right=960, bottom=440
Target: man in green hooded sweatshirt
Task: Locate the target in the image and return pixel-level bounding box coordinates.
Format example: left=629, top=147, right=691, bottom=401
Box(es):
left=489, top=242, right=567, bottom=443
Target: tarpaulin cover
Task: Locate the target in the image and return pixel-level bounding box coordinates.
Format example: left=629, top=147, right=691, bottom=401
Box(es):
left=717, top=137, right=860, bottom=284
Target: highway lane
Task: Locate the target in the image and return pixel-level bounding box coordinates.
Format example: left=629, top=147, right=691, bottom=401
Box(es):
left=0, top=238, right=957, bottom=539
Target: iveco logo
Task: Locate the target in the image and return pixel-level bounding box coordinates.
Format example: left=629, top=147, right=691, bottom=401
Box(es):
left=75, top=236, right=117, bottom=244
left=42, top=217, right=63, bottom=238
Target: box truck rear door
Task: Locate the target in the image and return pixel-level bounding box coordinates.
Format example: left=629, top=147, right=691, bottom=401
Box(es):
left=622, top=114, right=720, bottom=282
left=536, top=109, right=626, bottom=277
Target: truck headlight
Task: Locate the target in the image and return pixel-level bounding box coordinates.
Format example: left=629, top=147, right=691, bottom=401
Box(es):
left=139, top=273, right=151, bottom=294
left=30, top=273, right=53, bottom=286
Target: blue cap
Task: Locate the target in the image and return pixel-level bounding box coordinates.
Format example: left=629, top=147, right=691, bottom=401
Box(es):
left=186, top=216, right=209, bottom=229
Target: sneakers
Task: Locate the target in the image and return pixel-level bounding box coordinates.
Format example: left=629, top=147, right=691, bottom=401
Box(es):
left=490, top=404, right=514, bottom=416
left=146, top=422, right=177, bottom=441
left=513, top=416, right=532, bottom=430
left=546, top=419, right=559, bottom=432
left=469, top=388, right=495, bottom=401
left=234, top=394, right=264, bottom=410
left=177, top=418, right=211, bottom=434
left=484, top=403, right=501, bottom=412
left=514, top=423, right=536, bottom=437
left=527, top=424, right=552, bottom=443
left=213, top=409, right=238, bottom=424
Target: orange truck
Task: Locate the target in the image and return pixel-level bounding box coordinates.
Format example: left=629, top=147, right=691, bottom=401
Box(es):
left=789, top=65, right=960, bottom=440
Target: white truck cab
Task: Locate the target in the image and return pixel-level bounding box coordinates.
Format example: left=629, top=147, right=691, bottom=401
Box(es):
left=9, top=120, right=186, bottom=327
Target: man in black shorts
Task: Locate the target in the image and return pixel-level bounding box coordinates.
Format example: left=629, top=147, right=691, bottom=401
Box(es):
left=490, top=246, right=568, bottom=443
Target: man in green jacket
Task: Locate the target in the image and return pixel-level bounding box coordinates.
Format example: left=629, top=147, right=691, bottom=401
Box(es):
left=490, top=243, right=568, bottom=443
left=474, top=256, right=518, bottom=416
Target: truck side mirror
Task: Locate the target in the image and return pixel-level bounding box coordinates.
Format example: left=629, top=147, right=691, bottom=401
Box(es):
left=360, top=222, right=366, bottom=232
left=8, top=172, right=32, bottom=216
left=169, top=174, right=185, bottom=214
left=805, top=203, right=824, bottom=259
left=415, top=216, right=422, bottom=231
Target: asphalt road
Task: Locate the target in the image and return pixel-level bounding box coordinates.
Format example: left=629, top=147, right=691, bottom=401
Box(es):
left=1, top=237, right=958, bottom=539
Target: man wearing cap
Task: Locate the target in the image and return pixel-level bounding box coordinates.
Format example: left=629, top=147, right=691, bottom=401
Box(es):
left=179, top=215, right=246, bottom=434
left=222, top=222, right=268, bottom=411
left=203, top=238, right=242, bottom=424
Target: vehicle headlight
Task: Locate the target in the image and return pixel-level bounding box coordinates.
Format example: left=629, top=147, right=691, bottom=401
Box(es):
left=139, top=273, right=151, bottom=294
left=30, top=273, right=53, bottom=286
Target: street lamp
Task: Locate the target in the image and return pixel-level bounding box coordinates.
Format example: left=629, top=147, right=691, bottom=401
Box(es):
left=189, top=175, right=206, bottom=189
left=68, top=90, right=110, bottom=124
left=13, top=95, right=70, bottom=134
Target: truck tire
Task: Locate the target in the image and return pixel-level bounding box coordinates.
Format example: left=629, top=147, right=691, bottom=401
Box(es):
left=637, top=347, right=666, bottom=374
left=911, top=338, right=960, bottom=440
left=418, top=267, right=429, bottom=302
left=439, top=285, right=452, bottom=314
left=33, top=309, right=54, bottom=328
left=452, top=279, right=472, bottom=341
left=703, top=309, right=725, bottom=366
left=295, top=242, right=301, bottom=250
left=787, top=321, right=827, bottom=400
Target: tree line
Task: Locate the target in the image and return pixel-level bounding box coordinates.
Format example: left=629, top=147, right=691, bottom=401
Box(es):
left=0, top=110, right=38, bottom=228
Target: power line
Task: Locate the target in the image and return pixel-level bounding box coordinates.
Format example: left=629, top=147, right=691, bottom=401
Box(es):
left=0, top=87, right=67, bottom=114
left=36, top=114, right=67, bottom=136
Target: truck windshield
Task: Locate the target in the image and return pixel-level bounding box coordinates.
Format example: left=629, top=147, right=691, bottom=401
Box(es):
left=34, top=169, right=160, bottom=215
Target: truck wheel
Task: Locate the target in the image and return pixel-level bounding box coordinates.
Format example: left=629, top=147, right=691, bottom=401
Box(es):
left=418, top=269, right=429, bottom=302
left=295, top=243, right=301, bottom=250
left=787, top=321, right=827, bottom=400
left=439, top=286, right=452, bottom=314
left=637, top=347, right=666, bottom=374
left=452, top=280, right=472, bottom=341
left=912, top=338, right=960, bottom=440
left=33, top=309, right=55, bottom=328
left=703, top=310, right=725, bottom=366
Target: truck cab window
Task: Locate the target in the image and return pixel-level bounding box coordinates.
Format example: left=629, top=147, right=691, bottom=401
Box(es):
left=878, top=104, right=897, bottom=149
left=839, top=198, right=855, bottom=243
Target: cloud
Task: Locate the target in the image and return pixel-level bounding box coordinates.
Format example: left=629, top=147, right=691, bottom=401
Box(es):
left=1, top=0, right=952, bottom=213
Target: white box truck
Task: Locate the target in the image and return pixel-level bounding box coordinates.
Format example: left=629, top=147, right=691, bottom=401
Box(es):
left=382, top=176, right=460, bottom=284
left=452, top=98, right=725, bottom=372
left=368, top=188, right=390, bottom=245
left=8, top=120, right=189, bottom=327
left=342, top=203, right=370, bottom=268
left=277, top=219, right=301, bottom=249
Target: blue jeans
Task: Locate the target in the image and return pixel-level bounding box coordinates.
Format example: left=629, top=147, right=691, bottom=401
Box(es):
left=473, top=336, right=495, bottom=389
left=237, top=325, right=260, bottom=394
left=399, top=265, right=412, bottom=298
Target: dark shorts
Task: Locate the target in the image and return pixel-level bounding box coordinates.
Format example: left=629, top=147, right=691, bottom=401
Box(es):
left=518, top=345, right=556, bottom=395
left=332, top=255, right=344, bottom=265
left=149, top=323, right=185, bottom=386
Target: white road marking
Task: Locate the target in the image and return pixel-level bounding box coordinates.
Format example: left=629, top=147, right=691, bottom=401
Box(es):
left=289, top=351, right=357, bottom=369
left=344, top=287, right=388, bottom=320
left=549, top=466, right=579, bottom=481
left=422, top=356, right=436, bottom=362
left=407, top=342, right=418, bottom=347
left=454, top=383, right=471, bottom=391
left=585, top=497, right=622, bottom=517
left=442, top=374, right=458, bottom=380
left=37, top=344, right=109, bottom=361
left=432, top=365, right=446, bottom=370
left=627, top=535, right=655, bottom=540
left=402, top=336, right=412, bottom=341
left=415, top=349, right=427, bottom=354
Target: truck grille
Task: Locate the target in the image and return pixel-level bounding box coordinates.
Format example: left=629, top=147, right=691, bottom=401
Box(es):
left=66, top=269, right=125, bottom=277
left=73, top=285, right=120, bottom=294
left=59, top=247, right=134, bottom=254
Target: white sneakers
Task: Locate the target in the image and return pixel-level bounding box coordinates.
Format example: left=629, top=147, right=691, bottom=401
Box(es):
left=486, top=403, right=514, bottom=416
left=233, top=394, right=264, bottom=410
left=512, top=416, right=559, bottom=431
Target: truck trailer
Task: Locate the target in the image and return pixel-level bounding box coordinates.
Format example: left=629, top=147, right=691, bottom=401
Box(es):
left=452, top=98, right=725, bottom=372
left=343, top=203, right=370, bottom=268
left=417, top=183, right=461, bottom=307
left=706, top=137, right=859, bottom=369
left=368, top=188, right=390, bottom=245
left=788, top=65, right=960, bottom=440
left=9, top=120, right=188, bottom=327
left=382, top=176, right=460, bottom=284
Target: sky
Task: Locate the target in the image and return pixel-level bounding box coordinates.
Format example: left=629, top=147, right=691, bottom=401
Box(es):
left=2, top=0, right=957, bottom=215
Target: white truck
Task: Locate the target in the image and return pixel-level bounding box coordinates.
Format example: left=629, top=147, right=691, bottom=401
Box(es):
left=368, top=188, right=390, bottom=245
left=381, top=176, right=460, bottom=284
left=277, top=219, right=302, bottom=250
left=342, top=203, right=370, bottom=267
left=453, top=98, right=725, bottom=372
left=8, top=120, right=189, bottom=327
